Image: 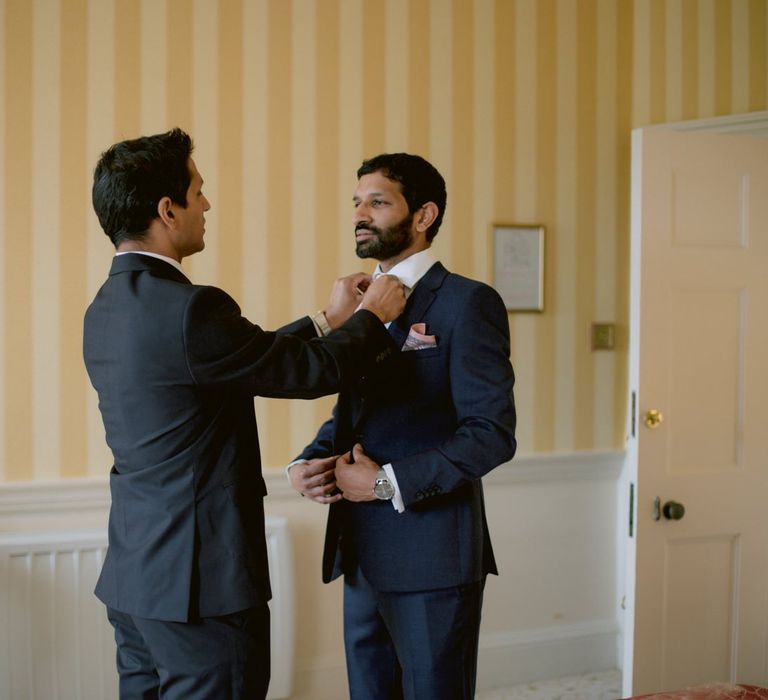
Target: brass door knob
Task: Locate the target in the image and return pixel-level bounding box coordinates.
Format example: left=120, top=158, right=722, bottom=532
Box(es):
left=644, top=409, right=663, bottom=428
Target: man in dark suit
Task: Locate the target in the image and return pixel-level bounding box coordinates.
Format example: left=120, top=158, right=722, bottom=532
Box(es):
left=83, top=128, right=406, bottom=700
left=288, top=153, right=517, bottom=699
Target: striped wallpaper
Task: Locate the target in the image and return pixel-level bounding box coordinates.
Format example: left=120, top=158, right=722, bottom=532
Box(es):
left=1, top=0, right=766, bottom=482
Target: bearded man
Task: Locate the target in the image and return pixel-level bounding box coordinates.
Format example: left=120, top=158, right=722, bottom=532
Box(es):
left=287, top=153, right=517, bottom=700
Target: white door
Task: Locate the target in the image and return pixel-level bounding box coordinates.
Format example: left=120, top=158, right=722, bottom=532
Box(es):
left=624, top=122, right=768, bottom=696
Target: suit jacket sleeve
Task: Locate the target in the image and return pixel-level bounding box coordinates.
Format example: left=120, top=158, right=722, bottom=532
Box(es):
left=392, top=283, right=516, bottom=508
left=295, top=409, right=337, bottom=462
left=183, top=286, right=394, bottom=398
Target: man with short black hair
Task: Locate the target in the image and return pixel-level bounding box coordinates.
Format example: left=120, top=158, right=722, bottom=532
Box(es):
left=84, top=128, right=406, bottom=699
left=288, top=153, right=517, bottom=699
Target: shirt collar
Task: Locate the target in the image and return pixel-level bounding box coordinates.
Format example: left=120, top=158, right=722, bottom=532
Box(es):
left=115, top=251, right=188, bottom=279
left=373, top=247, right=438, bottom=291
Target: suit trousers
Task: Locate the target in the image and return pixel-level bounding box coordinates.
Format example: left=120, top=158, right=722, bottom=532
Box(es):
left=343, top=567, right=485, bottom=700
left=106, top=605, right=270, bottom=700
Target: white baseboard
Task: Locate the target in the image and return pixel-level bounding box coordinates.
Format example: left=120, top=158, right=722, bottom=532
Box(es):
left=477, top=620, right=620, bottom=691
left=281, top=620, right=620, bottom=699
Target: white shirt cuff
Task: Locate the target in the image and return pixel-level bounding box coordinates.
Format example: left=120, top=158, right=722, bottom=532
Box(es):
left=285, top=459, right=307, bottom=482
left=382, top=463, right=404, bottom=513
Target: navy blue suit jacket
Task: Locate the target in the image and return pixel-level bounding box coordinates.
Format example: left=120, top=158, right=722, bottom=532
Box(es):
left=297, top=262, right=517, bottom=592
left=83, top=254, right=395, bottom=621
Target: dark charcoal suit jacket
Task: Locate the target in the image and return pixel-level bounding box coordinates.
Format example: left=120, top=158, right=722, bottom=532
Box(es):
left=83, top=253, right=395, bottom=622
left=297, top=262, right=517, bottom=592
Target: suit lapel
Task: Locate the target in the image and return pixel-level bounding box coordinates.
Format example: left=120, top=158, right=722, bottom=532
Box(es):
left=350, top=262, right=450, bottom=432
left=388, top=261, right=448, bottom=349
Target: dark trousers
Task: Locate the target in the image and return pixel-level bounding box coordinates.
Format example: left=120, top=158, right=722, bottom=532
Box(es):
left=343, top=567, right=485, bottom=700
left=106, top=605, right=270, bottom=700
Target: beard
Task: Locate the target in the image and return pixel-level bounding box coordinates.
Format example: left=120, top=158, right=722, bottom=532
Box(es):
left=355, top=212, right=414, bottom=261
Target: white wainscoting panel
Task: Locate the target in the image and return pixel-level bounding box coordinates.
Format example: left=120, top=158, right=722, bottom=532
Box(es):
left=0, top=519, right=293, bottom=700
left=0, top=449, right=626, bottom=699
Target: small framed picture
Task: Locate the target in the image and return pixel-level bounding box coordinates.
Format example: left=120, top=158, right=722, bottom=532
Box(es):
left=493, top=224, right=545, bottom=312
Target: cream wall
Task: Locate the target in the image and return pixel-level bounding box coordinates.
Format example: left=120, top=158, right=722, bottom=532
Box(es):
left=1, top=1, right=767, bottom=476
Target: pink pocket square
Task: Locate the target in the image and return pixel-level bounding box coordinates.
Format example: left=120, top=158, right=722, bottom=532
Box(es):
left=402, top=323, right=438, bottom=352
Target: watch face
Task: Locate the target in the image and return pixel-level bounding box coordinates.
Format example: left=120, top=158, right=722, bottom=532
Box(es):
left=374, top=478, right=395, bottom=500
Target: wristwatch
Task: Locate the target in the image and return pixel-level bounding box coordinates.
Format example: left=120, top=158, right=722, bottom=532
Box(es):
left=373, top=468, right=395, bottom=500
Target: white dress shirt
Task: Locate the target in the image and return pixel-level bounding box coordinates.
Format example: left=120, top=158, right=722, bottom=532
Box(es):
left=115, top=250, right=188, bottom=279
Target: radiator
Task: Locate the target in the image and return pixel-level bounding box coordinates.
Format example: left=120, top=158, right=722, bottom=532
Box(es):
left=0, top=516, right=294, bottom=700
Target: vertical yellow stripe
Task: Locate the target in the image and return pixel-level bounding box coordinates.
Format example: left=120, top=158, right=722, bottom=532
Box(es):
left=312, top=0, right=341, bottom=437
left=242, top=0, right=271, bottom=461
left=408, top=0, right=431, bottom=153
left=554, top=0, right=577, bottom=450
left=218, top=0, right=243, bottom=300
left=33, top=0, right=61, bottom=479
left=632, top=0, right=650, bottom=126
left=698, top=0, right=715, bottom=115
left=264, top=0, right=293, bottom=468
left=534, top=0, right=556, bottom=452
left=574, top=0, right=597, bottom=450
left=114, top=0, right=141, bottom=137
left=60, top=0, right=89, bottom=478
left=493, top=0, right=515, bottom=226
left=186, top=0, right=218, bottom=286
left=4, top=0, right=34, bottom=480
left=649, top=0, right=666, bottom=124
left=748, top=0, right=766, bottom=110
left=289, top=0, right=317, bottom=457
left=429, top=0, right=452, bottom=246
left=713, top=0, right=732, bottom=115
left=666, top=0, right=684, bottom=122
left=451, top=0, right=474, bottom=278
left=731, top=0, right=750, bottom=112
left=362, top=0, right=387, bottom=156
left=338, top=0, right=363, bottom=276
left=140, top=0, right=167, bottom=133
left=594, top=0, right=617, bottom=448
left=315, top=0, right=341, bottom=295
left=166, top=0, right=193, bottom=130
left=508, top=0, right=537, bottom=454
left=86, top=0, right=116, bottom=476
left=0, top=0, right=6, bottom=480
left=681, top=0, right=699, bottom=119
left=472, top=0, right=494, bottom=283
left=385, top=0, right=409, bottom=150
left=614, top=0, right=633, bottom=445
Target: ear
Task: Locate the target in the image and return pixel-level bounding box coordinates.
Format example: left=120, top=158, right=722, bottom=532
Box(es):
left=414, top=202, right=439, bottom=233
left=157, top=196, right=176, bottom=228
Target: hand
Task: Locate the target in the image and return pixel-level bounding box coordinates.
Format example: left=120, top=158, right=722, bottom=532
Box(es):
left=288, top=457, right=343, bottom=504
left=325, top=272, right=372, bottom=329
left=335, top=443, right=379, bottom=502
left=358, top=274, right=406, bottom=324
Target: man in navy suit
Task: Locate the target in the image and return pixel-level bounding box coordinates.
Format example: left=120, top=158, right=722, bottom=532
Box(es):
left=288, top=153, right=517, bottom=699
left=83, top=129, right=406, bottom=700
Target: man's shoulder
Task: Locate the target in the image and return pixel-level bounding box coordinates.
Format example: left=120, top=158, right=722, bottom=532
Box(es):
left=438, top=268, right=498, bottom=298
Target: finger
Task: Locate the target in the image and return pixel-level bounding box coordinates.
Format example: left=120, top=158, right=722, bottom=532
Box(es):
left=352, top=443, right=365, bottom=461
left=303, top=460, right=330, bottom=477
left=309, top=471, right=335, bottom=490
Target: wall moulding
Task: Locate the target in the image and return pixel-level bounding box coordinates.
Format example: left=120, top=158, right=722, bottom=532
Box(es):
left=0, top=450, right=625, bottom=522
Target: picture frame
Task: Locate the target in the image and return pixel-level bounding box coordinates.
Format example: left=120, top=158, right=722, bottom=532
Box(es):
left=493, top=224, right=545, bottom=312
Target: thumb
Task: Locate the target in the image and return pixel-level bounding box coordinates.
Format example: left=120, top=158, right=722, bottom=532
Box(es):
left=352, top=443, right=365, bottom=461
